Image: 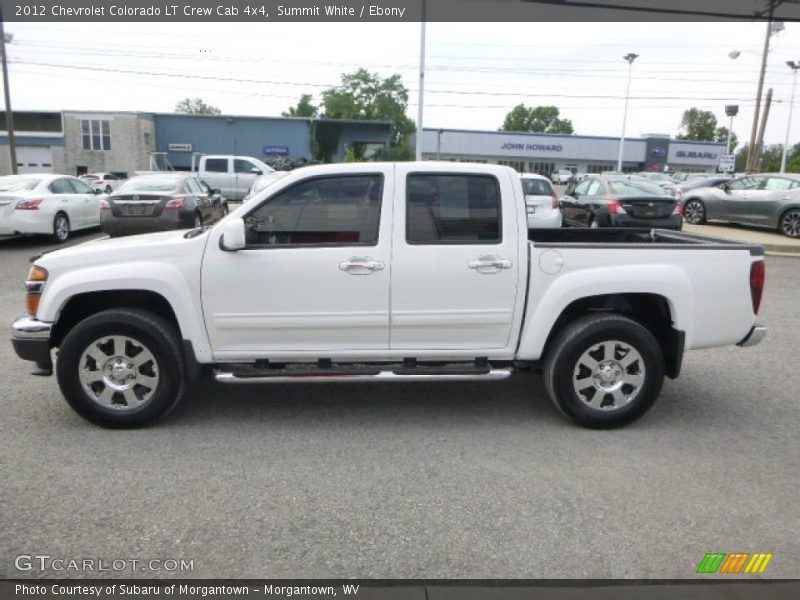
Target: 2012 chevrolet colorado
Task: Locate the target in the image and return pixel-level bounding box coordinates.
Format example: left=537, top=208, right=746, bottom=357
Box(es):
left=11, top=163, right=767, bottom=428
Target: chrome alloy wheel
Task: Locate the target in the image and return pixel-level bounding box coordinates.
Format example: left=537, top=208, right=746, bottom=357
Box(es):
left=781, top=209, right=800, bottom=238
left=572, top=340, right=645, bottom=411
left=54, top=215, right=69, bottom=242
left=78, top=335, right=159, bottom=410
left=683, top=201, right=704, bottom=224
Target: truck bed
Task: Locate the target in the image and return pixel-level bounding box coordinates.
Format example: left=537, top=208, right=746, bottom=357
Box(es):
left=529, top=227, right=764, bottom=255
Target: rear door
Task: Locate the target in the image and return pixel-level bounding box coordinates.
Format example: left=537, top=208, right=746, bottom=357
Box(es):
left=48, top=177, right=83, bottom=227
left=390, top=165, right=525, bottom=355
left=722, top=176, right=767, bottom=220
left=742, top=176, right=800, bottom=224
left=201, top=158, right=232, bottom=197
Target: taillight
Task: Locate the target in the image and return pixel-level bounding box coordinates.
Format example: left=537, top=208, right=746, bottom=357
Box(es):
left=16, top=198, right=43, bottom=210
left=165, top=197, right=186, bottom=209
left=25, top=265, right=48, bottom=316
left=672, top=202, right=683, bottom=216
left=607, top=199, right=627, bottom=215
left=551, top=191, right=559, bottom=209
left=99, top=199, right=110, bottom=210
left=749, top=260, right=765, bottom=315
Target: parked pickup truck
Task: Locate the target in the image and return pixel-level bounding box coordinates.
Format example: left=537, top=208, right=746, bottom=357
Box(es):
left=11, top=163, right=767, bottom=429
left=195, top=155, right=279, bottom=201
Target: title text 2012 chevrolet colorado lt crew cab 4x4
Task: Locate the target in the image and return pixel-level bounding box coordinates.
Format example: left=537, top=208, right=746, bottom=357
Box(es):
left=11, top=163, right=767, bottom=429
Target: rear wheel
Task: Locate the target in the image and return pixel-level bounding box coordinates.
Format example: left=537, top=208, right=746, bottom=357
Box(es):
left=543, top=314, right=665, bottom=429
left=683, top=199, right=706, bottom=224
left=53, top=212, right=70, bottom=243
left=779, top=208, right=800, bottom=238
left=56, top=308, right=185, bottom=428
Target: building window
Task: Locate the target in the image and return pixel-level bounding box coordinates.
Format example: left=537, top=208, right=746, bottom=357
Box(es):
left=498, top=160, right=525, bottom=173
left=587, top=164, right=615, bottom=174
left=81, top=120, right=111, bottom=150
left=143, top=132, right=151, bottom=147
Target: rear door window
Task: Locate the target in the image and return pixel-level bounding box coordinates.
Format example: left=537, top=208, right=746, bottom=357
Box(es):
left=204, top=158, right=229, bottom=173
left=406, top=174, right=501, bottom=244
left=50, top=178, right=76, bottom=194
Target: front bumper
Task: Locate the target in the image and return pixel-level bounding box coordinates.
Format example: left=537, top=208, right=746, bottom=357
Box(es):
left=11, top=316, right=53, bottom=368
left=737, top=325, right=767, bottom=348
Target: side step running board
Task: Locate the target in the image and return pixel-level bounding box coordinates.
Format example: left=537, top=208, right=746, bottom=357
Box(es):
left=214, top=369, right=512, bottom=384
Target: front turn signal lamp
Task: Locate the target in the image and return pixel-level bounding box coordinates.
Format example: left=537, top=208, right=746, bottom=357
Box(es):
left=25, top=265, right=48, bottom=316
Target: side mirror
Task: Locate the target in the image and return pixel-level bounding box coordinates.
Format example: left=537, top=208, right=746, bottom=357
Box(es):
left=94, top=188, right=104, bottom=195
left=212, top=188, right=221, bottom=195
left=218, top=217, right=246, bottom=251
left=721, top=182, right=731, bottom=192
left=250, top=168, right=263, bottom=175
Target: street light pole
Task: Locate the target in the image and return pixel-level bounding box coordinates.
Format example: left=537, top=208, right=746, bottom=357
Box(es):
left=780, top=61, right=800, bottom=173
left=616, top=53, right=638, bottom=173
left=415, top=0, right=426, bottom=161
left=0, top=10, right=17, bottom=175
left=746, top=4, right=780, bottom=173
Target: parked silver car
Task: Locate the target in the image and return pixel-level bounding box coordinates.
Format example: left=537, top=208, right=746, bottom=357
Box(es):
left=682, top=173, right=800, bottom=238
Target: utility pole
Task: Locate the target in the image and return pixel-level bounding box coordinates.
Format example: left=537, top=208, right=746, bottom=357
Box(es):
left=616, top=53, right=638, bottom=172
left=753, top=88, right=774, bottom=172
left=780, top=61, right=799, bottom=173
left=415, top=0, right=426, bottom=161
left=0, top=9, right=17, bottom=175
left=746, top=1, right=780, bottom=173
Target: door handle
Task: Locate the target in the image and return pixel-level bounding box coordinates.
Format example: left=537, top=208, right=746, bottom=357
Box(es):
left=468, top=255, right=512, bottom=272
left=339, top=257, right=385, bottom=275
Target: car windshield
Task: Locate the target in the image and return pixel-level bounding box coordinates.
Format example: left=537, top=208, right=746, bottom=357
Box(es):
left=118, top=176, right=182, bottom=193
left=0, top=176, right=44, bottom=192
left=608, top=179, right=669, bottom=197
left=522, top=178, right=553, bottom=196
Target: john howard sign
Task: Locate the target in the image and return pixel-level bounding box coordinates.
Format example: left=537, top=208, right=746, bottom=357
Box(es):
left=501, top=143, right=564, bottom=153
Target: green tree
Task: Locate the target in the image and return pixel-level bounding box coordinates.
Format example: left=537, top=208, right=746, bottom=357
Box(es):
left=174, top=97, right=221, bottom=115
left=500, top=104, right=574, bottom=134
left=321, top=69, right=415, bottom=158
left=714, top=126, right=738, bottom=153
left=282, top=94, right=318, bottom=118
left=677, top=108, right=718, bottom=141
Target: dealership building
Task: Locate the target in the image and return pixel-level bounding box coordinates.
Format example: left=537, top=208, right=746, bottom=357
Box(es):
left=419, top=128, right=727, bottom=176
left=0, top=110, right=393, bottom=176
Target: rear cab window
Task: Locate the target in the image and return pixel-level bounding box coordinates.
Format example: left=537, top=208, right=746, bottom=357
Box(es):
left=406, top=173, right=501, bottom=244
left=204, top=158, right=229, bottom=173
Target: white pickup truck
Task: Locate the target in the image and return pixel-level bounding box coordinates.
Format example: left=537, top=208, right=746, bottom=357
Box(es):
left=11, top=163, right=766, bottom=429
left=195, top=155, right=278, bottom=201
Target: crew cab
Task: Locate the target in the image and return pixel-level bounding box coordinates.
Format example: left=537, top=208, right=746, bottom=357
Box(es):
left=11, top=163, right=767, bottom=429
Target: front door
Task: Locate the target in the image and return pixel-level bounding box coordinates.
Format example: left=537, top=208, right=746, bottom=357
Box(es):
left=202, top=168, right=392, bottom=358
left=389, top=165, right=523, bottom=354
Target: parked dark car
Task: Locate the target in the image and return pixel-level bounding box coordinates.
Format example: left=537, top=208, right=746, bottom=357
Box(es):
left=560, top=175, right=682, bottom=230
left=101, top=173, right=229, bottom=237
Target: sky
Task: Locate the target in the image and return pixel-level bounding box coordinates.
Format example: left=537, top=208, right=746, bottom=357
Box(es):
left=2, top=20, right=799, bottom=148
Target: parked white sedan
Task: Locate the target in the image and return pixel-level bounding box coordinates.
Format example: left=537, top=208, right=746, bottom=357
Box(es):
left=80, top=172, right=125, bottom=194
left=521, top=173, right=562, bottom=228
left=0, top=174, right=104, bottom=243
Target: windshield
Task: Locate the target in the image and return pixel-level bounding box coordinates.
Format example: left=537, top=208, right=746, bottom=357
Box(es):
left=608, top=179, right=670, bottom=197
left=0, top=175, right=44, bottom=192
left=118, top=176, right=182, bottom=193
left=522, top=178, right=553, bottom=196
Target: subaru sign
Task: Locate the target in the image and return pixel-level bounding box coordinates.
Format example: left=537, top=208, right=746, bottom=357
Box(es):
left=263, top=145, right=289, bottom=156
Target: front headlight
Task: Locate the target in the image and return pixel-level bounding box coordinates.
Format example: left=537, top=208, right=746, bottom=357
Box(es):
left=25, top=265, right=48, bottom=316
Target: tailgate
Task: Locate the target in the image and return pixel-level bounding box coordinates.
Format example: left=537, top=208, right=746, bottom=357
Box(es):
left=619, top=197, right=676, bottom=218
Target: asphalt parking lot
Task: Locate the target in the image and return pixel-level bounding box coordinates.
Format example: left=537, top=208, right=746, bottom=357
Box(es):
left=0, top=229, right=798, bottom=579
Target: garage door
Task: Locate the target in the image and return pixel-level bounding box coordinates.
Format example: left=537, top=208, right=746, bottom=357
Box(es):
left=16, top=146, right=54, bottom=174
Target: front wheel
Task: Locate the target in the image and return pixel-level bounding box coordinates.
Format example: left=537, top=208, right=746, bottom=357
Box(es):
left=779, top=208, right=800, bottom=238
left=683, top=199, right=706, bottom=225
left=56, top=308, right=185, bottom=428
left=543, top=314, right=665, bottom=429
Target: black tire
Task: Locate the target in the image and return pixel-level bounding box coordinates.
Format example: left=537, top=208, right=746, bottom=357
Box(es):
left=53, top=212, right=70, bottom=243
left=56, top=308, right=185, bottom=428
left=778, top=208, right=800, bottom=238
left=683, top=199, right=706, bottom=225
left=543, top=314, right=665, bottom=429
